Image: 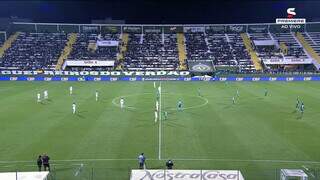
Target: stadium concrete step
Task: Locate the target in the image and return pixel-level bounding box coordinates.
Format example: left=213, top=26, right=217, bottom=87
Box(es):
left=0, top=32, right=20, bottom=58
left=116, top=33, right=129, bottom=70
left=295, top=32, right=320, bottom=69
left=55, top=33, right=77, bottom=70
left=177, top=33, right=187, bottom=70
left=240, top=33, right=263, bottom=71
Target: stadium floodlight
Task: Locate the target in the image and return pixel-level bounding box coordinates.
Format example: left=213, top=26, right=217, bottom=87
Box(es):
left=280, top=169, right=308, bottom=180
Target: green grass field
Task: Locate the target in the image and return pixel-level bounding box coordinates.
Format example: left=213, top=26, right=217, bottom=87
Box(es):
left=0, top=81, right=320, bottom=180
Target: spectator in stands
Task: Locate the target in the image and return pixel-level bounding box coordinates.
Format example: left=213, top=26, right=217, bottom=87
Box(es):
left=36, top=155, right=42, bottom=171
left=42, top=154, right=50, bottom=171
left=166, top=159, right=174, bottom=169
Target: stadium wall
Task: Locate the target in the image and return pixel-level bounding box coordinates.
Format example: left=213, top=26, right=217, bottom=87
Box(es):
left=7, top=22, right=320, bottom=34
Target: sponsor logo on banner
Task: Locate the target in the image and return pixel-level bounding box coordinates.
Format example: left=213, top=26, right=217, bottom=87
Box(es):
left=304, top=77, right=311, bottom=81
left=184, top=27, right=205, bottom=33
left=287, top=77, right=294, bottom=81
left=270, top=77, right=277, bottom=81
left=184, top=77, right=191, bottom=81
left=129, top=77, right=137, bottom=81
left=27, top=77, right=35, bottom=81
left=228, top=25, right=244, bottom=32
left=252, top=77, right=260, bottom=81
left=44, top=77, right=52, bottom=81
left=219, top=77, right=227, bottom=81
left=236, top=77, right=243, bottom=81
left=61, top=77, right=68, bottom=81
left=10, top=77, right=17, bottom=81
left=94, top=77, right=101, bottom=81
left=130, top=169, right=245, bottom=180
left=110, top=77, right=118, bottom=81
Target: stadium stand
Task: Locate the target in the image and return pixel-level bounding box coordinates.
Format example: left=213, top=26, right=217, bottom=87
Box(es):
left=0, top=32, right=68, bottom=70
left=1, top=23, right=320, bottom=72
left=123, top=32, right=179, bottom=70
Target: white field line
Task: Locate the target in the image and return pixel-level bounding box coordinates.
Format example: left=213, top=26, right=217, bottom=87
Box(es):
left=158, top=81, right=162, bottom=160
left=0, top=158, right=319, bottom=164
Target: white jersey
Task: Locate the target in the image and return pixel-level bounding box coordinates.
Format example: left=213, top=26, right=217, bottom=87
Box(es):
left=37, top=93, right=41, bottom=102
left=44, top=90, right=48, bottom=99
left=154, top=111, right=158, bottom=122
left=156, top=101, right=159, bottom=111
left=72, top=103, right=76, bottom=114
left=69, top=86, right=73, bottom=94
left=120, top=98, right=124, bottom=108
left=95, top=92, right=99, bottom=101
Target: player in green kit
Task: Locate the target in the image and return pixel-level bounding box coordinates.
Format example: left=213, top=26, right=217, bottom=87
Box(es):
left=197, top=88, right=202, bottom=97
left=264, top=88, right=268, bottom=97
left=300, top=102, right=305, bottom=114
left=177, top=100, right=183, bottom=111
left=295, top=97, right=300, bottom=110
left=163, top=111, right=168, bottom=120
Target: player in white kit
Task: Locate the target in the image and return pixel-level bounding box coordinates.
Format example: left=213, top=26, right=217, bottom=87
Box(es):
left=154, top=109, right=158, bottom=123
left=69, top=86, right=73, bottom=95
left=37, top=93, right=41, bottom=103
left=95, top=90, right=99, bottom=101
left=120, top=97, right=124, bottom=109
left=72, top=102, right=76, bottom=114
left=44, top=90, right=48, bottom=99
left=156, top=100, right=159, bottom=111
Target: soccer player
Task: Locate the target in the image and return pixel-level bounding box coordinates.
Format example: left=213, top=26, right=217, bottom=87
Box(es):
left=153, top=81, right=156, bottom=89
left=236, top=89, right=239, bottom=97
left=300, top=102, right=305, bottom=114
left=232, top=97, right=235, bottom=104
left=197, top=88, right=202, bottom=97
left=154, top=109, right=158, bottom=123
left=37, top=93, right=41, bottom=103
left=44, top=90, right=48, bottom=100
left=72, top=102, right=76, bottom=114
left=138, top=153, right=146, bottom=169
left=156, top=100, right=159, bottom=111
left=163, top=111, right=168, bottom=120
left=264, top=88, right=268, bottom=97
left=69, top=86, right=73, bottom=95
left=296, top=97, right=300, bottom=110
left=95, top=90, right=99, bottom=101
left=120, top=97, right=124, bottom=109
left=177, top=100, right=183, bottom=111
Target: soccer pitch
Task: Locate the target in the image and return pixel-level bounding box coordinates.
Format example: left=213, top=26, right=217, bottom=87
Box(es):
left=0, top=81, right=320, bottom=179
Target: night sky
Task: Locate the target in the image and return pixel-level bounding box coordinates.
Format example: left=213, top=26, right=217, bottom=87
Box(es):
left=0, top=0, right=319, bottom=24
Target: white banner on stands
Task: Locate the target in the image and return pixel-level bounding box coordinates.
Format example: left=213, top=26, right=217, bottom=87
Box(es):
left=64, top=60, right=115, bottom=67
left=263, top=57, right=313, bottom=64
left=96, top=40, right=119, bottom=47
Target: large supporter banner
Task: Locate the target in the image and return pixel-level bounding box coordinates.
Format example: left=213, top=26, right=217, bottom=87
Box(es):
left=96, top=40, right=119, bottom=47
left=188, top=61, right=214, bottom=72
left=0, top=70, right=190, bottom=76
left=130, top=169, right=245, bottom=180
